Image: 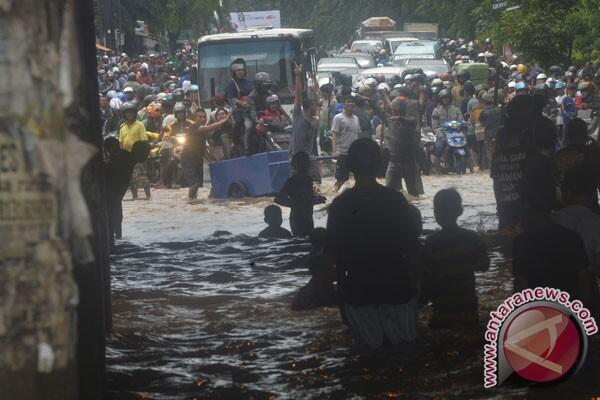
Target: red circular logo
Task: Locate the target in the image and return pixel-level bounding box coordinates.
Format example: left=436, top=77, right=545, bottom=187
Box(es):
left=503, top=306, right=581, bottom=383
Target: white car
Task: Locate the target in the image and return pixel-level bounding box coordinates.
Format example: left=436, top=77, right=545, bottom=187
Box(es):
left=355, top=66, right=406, bottom=85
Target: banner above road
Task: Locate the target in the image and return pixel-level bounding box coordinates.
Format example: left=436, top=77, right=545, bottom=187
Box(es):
left=230, top=11, right=282, bottom=31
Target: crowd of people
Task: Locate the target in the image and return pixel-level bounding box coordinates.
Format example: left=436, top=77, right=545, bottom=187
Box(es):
left=257, top=37, right=600, bottom=348
left=99, top=37, right=600, bottom=349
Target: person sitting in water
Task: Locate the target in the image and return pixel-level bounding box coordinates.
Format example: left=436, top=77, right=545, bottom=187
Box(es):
left=275, top=151, right=326, bottom=237
left=513, top=167, right=589, bottom=299
left=292, top=228, right=338, bottom=311
left=421, top=188, right=489, bottom=329
left=259, top=205, right=292, bottom=239
left=327, top=138, right=422, bottom=349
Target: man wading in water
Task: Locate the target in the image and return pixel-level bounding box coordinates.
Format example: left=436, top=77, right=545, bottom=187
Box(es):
left=327, top=138, right=422, bottom=348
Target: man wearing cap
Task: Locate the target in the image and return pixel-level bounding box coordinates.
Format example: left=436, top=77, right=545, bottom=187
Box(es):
left=123, top=86, right=135, bottom=102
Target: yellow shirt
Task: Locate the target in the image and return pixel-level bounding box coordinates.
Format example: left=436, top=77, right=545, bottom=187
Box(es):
left=119, top=121, right=158, bottom=151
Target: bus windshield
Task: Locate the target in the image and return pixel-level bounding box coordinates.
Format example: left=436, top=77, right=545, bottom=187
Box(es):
left=198, top=39, right=300, bottom=105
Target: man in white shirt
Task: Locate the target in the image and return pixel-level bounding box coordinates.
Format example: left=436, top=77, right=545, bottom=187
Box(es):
left=331, top=96, right=361, bottom=191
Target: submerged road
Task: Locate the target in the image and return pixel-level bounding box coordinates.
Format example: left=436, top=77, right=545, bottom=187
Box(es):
left=106, top=173, right=600, bottom=399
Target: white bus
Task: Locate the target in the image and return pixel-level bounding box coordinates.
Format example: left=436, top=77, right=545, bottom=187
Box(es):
left=197, top=28, right=317, bottom=108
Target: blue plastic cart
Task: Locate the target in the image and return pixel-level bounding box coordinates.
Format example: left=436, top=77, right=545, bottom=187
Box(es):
left=209, top=151, right=290, bottom=198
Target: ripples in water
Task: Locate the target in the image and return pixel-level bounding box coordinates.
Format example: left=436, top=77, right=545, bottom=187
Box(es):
left=107, top=229, right=600, bottom=399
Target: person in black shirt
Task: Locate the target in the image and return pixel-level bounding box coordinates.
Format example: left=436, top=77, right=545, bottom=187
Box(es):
left=275, top=152, right=326, bottom=237
left=258, top=205, right=292, bottom=239
left=104, top=138, right=150, bottom=243
left=327, top=138, right=422, bottom=348
left=513, top=166, right=588, bottom=298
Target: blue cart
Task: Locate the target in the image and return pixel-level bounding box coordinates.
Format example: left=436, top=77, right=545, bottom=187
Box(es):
left=209, top=151, right=290, bottom=198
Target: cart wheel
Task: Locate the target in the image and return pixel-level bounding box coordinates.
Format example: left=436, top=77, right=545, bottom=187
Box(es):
left=228, top=181, right=247, bottom=198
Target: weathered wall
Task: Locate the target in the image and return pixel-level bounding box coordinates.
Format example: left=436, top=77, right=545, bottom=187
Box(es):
left=0, top=0, right=109, bottom=398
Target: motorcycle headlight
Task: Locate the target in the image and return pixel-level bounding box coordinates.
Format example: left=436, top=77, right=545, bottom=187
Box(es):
left=176, top=136, right=186, bottom=145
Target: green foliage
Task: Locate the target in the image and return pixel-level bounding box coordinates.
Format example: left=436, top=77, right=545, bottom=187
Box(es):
left=97, top=0, right=600, bottom=65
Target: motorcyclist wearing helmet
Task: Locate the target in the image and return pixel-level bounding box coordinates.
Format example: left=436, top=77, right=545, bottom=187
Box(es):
left=257, top=94, right=291, bottom=135
left=225, top=58, right=254, bottom=107
left=576, top=81, right=598, bottom=111
left=432, top=89, right=463, bottom=172
left=452, top=70, right=470, bottom=106
left=99, top=94, right=119, bottom=137
left=165, top=102, right=195, bottom=140
left=245, top=71, right=276, bottom=154
left=123, top=86, right=135, bottom=102
left=248, top=71, right=275, bottom=120
left=119, top=101, right=158, bottom=199
left=224, top=58, right=254, bottom=155
left=561, top=83, right=578, bottom=131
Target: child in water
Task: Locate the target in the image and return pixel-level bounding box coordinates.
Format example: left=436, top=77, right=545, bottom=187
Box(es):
left=275, top=151, right=326, bottom=237
left=292, top=228, right=338, bottom=310
left=422, top=188, right=489, bottom=329
left=259, top=204, right=292, bottom=239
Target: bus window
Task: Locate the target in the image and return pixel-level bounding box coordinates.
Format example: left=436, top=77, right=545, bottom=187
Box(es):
left=198, top=39, right=300, bottom=106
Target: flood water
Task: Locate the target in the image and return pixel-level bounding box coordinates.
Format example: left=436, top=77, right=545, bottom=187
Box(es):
left=106, top=173, right=600, bottom=399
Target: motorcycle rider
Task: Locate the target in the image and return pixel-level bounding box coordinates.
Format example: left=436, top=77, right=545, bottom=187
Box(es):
left=432, top=89, right=463, bottom=172
left=576, top=81, right=598, bottom=111
left=247, top=72, right=274, bottom=154
left=100, top=94, right=119, bottom=137
left=160, top=102, right=195, bottom=188
left=452, top=70, right=470, bottom=106
left=561, top=83, right=578, bottom=132
left=225, top=58, right=254, bottom=155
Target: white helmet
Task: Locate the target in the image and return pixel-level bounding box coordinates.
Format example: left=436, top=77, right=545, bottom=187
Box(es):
left=431, top=78, right=443, bottom=86
left=377, top=82, right=390, bottom=92
left=508, top=81, right=517, bottom=89
left=109, top=98, right=122, bottom=110
left=106, top=90, right=117, bottom=99
left=454, top=60, right=463, bottom=66
left=393, top=84, right=404, bottom=89
left=364, top=77, right=377, bottom=87
left=536, top=73, right=548, bottom=80
left=510, top=64, right=518, bottom=71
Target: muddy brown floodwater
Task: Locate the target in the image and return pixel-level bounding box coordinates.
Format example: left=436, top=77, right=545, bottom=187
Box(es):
left=106, top=172, right=600, bottom=399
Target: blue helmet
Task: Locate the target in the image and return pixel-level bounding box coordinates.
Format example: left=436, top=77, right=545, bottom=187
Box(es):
left=333, top=103, right=344, bottom=116
left=117, top=92, right=128, bottom=101
left=555, top=81, right=566, bottom=90
left=515, top=82, right=528, bottom=91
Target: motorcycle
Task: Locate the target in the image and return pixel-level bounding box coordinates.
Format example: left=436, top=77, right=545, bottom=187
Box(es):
left=419, top=127, right=436, bottom=175
left=435, top=121, right=468, bottom=175
left=157, top=133, right=186, bottom=187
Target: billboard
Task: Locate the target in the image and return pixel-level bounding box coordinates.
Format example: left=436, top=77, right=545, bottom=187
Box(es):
left=230, top=10, right=281, bottom=31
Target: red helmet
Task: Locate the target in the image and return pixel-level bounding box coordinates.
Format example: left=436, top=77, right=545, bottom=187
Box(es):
left=440, top=73, right=451, bottom=82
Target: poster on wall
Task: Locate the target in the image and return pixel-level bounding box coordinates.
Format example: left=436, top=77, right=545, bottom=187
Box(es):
left=230, top=10, right=281, bottom=32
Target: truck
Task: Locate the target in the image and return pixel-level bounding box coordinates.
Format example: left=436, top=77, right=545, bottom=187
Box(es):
left=359, top=18, right=439, bottom=41
left=403, top=22, right=439, bottom=41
